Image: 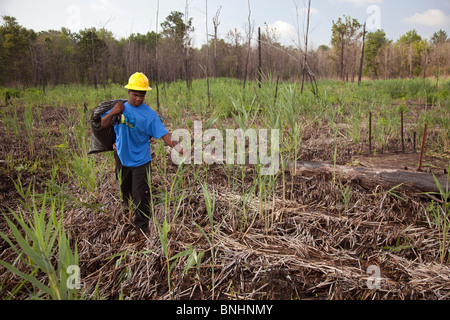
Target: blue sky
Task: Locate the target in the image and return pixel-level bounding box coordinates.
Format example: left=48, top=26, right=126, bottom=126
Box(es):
left=1, top=0, right=449, bottom=48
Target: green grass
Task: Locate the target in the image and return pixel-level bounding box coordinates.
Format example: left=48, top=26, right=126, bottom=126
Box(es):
left=0, top=178, right=81, bottom=300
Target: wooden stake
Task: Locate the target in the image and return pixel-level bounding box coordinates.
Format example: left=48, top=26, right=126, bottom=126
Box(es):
left=369, top=112, right=372, bottom=154
left=401, top=110, right=404, bottom=153
left=418, top=124, right=427, bottom=172
left=413, top=131, right=416, bottom=152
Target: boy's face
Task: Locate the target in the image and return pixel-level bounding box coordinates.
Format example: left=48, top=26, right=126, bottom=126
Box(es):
left=128, top=90, right=146, bottom=107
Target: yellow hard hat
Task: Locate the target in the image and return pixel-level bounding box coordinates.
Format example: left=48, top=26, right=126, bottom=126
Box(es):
left=124, top=72, right=152, bottom=91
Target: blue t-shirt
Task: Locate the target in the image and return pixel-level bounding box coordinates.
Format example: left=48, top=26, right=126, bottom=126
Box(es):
left=103, top=101, right=168, bottom=167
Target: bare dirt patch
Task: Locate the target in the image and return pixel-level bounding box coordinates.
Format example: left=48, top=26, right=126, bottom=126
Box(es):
left=352, top=152, right=448, bottom=173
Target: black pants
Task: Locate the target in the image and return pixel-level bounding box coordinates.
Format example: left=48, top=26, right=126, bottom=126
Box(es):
left=114, top=151, right=151, bottom=233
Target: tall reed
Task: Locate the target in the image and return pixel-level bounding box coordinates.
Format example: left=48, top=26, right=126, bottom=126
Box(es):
left=0, top=179, right=81, bottom=299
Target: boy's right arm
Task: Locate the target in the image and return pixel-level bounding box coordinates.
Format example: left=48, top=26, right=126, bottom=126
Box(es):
left=101, top=102, right=124, bottom=128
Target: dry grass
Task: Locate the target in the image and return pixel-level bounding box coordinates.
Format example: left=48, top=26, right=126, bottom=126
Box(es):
left=7, top=161, right=441, bottom=300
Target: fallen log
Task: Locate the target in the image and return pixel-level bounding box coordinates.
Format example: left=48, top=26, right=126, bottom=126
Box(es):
left=285, top=160, right=448, bottom=196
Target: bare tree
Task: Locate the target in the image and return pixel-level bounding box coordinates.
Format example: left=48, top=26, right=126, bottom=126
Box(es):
left=331, top=15, right=362, bottom=82
left=358, top=22, right=366, bottom=86
left=300, top=0, right=311, bottom=93
left=384, top=41, right=390, bottom=79
left=258, top=26, right=262, bottom=88
left=294, top=0, right=318, bottom=95
left=227, top=28, right=243, bottom=78
left=243, top=0, right=253, bottom=89
left=205, top=0, right=211, bottom=107
left=185, top=0, right=193, bottom=89
left=155, top=0, right=160, bottom=111
left=212, top=6, right=221, bottom=79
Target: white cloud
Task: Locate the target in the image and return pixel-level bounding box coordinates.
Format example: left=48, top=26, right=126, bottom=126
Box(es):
left=401, top=9, right=449, bottom=27
left=338, top=0, right=383, bottom=6
left=90, top=0, right=119, bottom=14
left=268, top=20, right=296, bottom=40
left=87, top=0, right=122, bottom=30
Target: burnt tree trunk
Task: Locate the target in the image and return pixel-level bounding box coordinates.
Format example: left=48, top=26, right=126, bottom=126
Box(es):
left=286, top=160, right=447, bottom=195
left=358, top=23, right=366, bottom=86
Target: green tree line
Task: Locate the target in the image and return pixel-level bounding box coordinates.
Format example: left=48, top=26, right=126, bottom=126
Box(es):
left=0, top=13, right=449, bottom=89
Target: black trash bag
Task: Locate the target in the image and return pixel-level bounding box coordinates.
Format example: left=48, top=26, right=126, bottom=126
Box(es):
left=88, top=99, right=127, bottom=155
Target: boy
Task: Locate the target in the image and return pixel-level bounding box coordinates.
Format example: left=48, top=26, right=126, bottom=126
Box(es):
left=101, top=72, right=184, bottom=239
